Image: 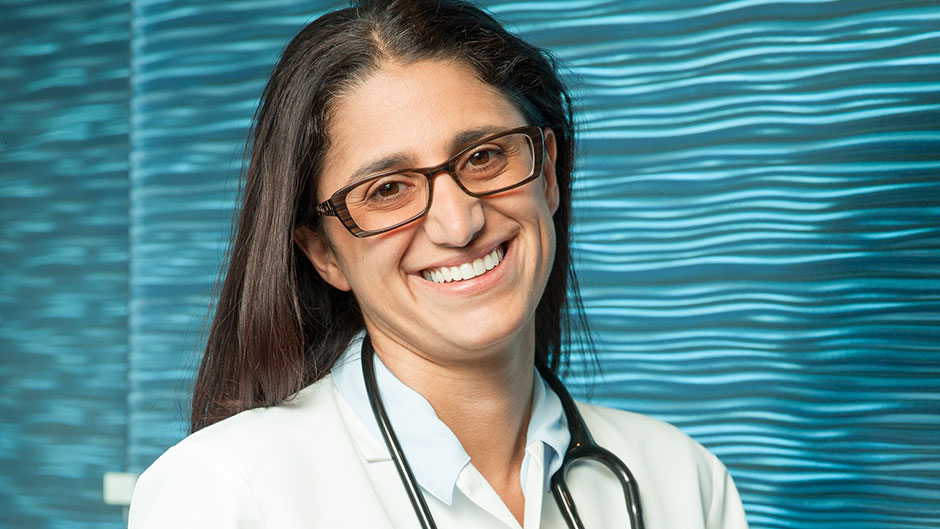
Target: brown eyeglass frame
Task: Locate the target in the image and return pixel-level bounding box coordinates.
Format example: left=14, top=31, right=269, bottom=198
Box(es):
left=314, top=125, right=545, bottom=237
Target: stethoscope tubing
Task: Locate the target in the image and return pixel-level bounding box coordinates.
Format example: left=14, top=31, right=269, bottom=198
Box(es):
left=361, top=336, right=439, bottom=529
left=360, top=335, right=644, bottom=529
left=536, top=361, right=645, bottom=529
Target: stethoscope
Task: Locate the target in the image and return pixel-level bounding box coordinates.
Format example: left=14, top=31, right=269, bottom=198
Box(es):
left=360, top=335, right=645, bottom=529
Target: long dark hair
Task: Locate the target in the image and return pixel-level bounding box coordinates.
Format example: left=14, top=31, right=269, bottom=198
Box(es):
left=191, top=0, right=588, bottom=432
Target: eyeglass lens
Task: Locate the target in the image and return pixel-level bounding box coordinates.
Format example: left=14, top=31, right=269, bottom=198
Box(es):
left=342, top=132, right=536, bottom=232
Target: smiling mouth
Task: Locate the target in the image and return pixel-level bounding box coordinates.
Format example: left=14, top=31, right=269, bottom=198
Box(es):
left=420, top=244, right=505, bottom=284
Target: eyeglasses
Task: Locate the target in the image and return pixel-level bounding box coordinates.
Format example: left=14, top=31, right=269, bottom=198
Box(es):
left=315, top=125, right=545, bottom=237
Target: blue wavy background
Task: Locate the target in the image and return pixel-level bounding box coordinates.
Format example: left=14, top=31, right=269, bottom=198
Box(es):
left=1, top=0, right=938, bottom=527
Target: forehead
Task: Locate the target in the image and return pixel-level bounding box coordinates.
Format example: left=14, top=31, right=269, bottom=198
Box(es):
left=320, top=59, right=527, bottom=191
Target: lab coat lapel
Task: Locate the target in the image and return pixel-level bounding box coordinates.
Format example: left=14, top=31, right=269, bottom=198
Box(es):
left=330, top=379, right=433, bottom=527
left=266, top=376, right=398, bottom=528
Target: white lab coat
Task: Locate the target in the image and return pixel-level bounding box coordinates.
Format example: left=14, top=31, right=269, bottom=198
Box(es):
left=129, top=374, right=749, bottom=528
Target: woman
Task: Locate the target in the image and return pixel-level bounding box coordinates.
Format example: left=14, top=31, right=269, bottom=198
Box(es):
left=129, top=1, right=749, bottom=528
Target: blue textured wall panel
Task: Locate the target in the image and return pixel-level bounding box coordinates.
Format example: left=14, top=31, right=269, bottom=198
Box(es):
left=2, top=0, right=938, bottom=528
left=495, top=3, right=940, bottom=528
left=493, top=2, right=940, bottom=526
left=0, top=1, right=130, bottom=528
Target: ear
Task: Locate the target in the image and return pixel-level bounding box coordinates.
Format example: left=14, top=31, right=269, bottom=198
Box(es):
left=541, top=127, right=560, bottom=215
left=293, top=225, right=352, bottom=292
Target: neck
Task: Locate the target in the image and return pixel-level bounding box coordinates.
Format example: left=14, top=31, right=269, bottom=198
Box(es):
left=366, top=324, right=535, bottom=524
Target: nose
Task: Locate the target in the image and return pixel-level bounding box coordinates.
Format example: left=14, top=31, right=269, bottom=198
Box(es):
left=422, top=171, right=485, bottom=247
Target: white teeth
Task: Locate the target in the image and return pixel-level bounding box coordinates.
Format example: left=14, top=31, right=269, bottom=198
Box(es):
left=421, top=246, right=504, bottom=284
left=459, top=263, right=474, bottom=280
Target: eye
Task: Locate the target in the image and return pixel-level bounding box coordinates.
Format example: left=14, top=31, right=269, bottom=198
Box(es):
left=468, top=148, right=499, bottom=166
left=360, top=175, right=419, bottom=206
left=375, top=181, right=403, bottom=198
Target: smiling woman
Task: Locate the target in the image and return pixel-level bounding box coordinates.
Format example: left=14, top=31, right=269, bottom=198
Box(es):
left=127, top=1, right=748, bottom=528
left=295, top=59, right=559, bottom=362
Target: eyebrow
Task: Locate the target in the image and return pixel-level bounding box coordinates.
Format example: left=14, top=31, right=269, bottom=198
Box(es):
left=344, top=126, right=509, bottom=185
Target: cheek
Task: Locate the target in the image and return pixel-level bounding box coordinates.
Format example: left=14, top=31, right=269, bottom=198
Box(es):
left=518, top=187, right=558, bottom=230
left=334, top=232, right=413, bottom=288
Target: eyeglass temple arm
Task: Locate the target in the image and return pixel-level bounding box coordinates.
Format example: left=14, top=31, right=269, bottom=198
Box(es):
left=315, top=201, right=337, bottom=217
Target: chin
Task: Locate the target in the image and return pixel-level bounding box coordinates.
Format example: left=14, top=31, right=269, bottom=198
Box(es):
left=439, top=311, right=531, bottom=354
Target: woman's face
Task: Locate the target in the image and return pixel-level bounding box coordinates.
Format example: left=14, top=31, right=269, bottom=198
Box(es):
left=296, top=58, right=559, bottom=364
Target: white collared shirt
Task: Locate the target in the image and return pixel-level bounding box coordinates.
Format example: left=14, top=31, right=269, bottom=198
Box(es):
left=330, top=332, right=570, bottom=528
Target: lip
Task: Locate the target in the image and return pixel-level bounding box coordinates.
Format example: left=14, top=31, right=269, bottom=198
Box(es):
left=410, top=237, right=514, bottom=295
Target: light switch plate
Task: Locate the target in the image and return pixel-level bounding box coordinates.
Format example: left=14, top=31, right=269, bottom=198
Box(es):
left=103, top=472, right=139, bottom=506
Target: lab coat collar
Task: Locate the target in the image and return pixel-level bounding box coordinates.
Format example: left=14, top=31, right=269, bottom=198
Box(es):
left=330, top=331, right=570, bottom=506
